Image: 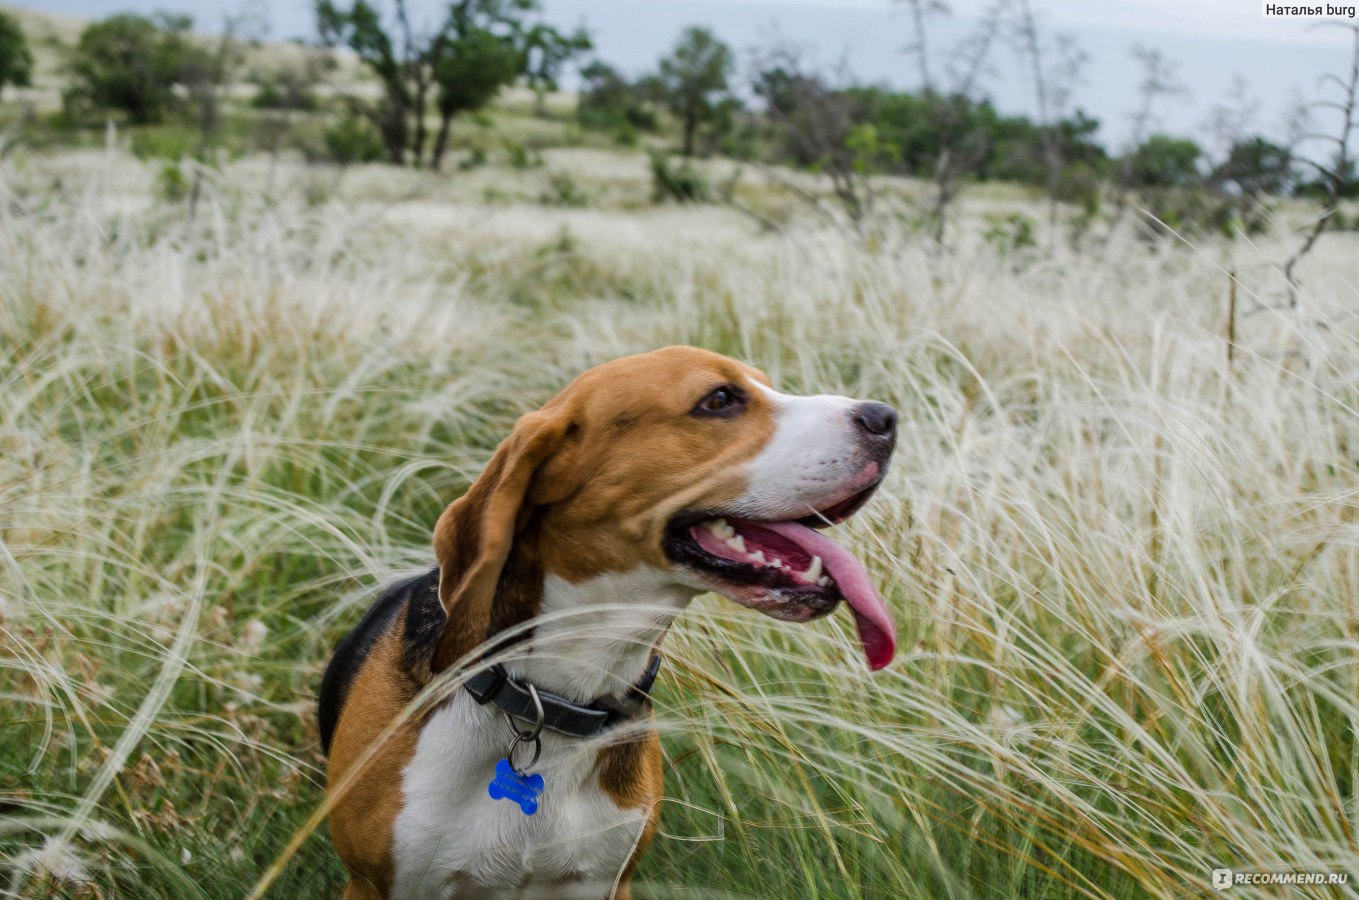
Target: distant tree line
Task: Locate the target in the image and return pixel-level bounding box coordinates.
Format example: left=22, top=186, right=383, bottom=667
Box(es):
left=579, top=23, right=1356, bottom=241
left=7, top=2, right=1356, bottom=248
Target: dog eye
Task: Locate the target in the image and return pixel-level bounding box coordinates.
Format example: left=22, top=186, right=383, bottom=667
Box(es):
left=702, top=388, right=733, bottom=410
left=693, top=385, right=744, bottom=416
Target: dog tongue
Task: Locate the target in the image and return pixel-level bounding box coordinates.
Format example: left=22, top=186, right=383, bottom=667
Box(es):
left=759, top=520, right=896, bottom=671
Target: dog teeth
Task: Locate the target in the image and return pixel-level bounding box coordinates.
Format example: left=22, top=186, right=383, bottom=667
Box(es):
left=817, top=576, right=831, bottom=587
left=701, top=520, right=798, bottom=573
left=801, top=555, right=823, bottom=582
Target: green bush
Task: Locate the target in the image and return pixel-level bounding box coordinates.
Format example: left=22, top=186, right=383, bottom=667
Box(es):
left=0, top=10, right=33, bottom=100
left=1128, top=135, right=1203, bottom=189
left=64, top=14, right=199, bottom=124
left=541, top=171, right=588, bottom=207
left=576, top=60, right=657, bottom=135
left=156, top=160, right=189, bottom=202
left=650, top=152, right=710, bottom=204
left=130, top=127, right=193, bottom=161
left=459, top=144, right=489, bottom=170
left=982, top=212, right=1037, bottom=254
left=1137, top=186, right=1243, bottom=240
left=251, top=81, right=318, bottom=112
left=505, top=140, right=542, bottom=170
left=322, top=116, right=383, bottom=165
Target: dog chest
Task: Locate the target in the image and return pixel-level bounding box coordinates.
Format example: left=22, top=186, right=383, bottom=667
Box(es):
left=389, top=694, right=648, bottom=899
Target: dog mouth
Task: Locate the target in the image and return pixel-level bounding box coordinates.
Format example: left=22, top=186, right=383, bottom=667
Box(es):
left=662, top=482, right=896, bottom=671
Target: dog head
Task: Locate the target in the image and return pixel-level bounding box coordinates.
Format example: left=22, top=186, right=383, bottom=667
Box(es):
left=432, top=346, right=897, bottom=671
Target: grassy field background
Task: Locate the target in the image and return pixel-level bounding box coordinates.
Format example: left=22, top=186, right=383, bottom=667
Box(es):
left=4, top=95, right=1359, bottom=898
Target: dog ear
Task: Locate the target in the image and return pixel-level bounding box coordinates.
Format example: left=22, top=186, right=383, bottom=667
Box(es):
left=431, top=406, right=575, bottom=671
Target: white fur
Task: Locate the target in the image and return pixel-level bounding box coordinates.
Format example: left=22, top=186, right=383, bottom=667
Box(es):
left=390, top=569, right=688, bottom=899
left=514, top=569, right=695, bottom=701
left=736, top=382, right=872, bottom=519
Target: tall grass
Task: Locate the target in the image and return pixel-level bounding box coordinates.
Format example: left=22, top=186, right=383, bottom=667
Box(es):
left=2, top=144, right=1359, bottom=898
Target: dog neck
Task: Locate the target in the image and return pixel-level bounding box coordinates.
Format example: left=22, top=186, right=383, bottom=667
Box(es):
left=502, top=568, right=695, bottom=703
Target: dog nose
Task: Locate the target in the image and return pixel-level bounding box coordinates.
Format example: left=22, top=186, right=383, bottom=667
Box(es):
left=853, top=402, right=897, bottom=438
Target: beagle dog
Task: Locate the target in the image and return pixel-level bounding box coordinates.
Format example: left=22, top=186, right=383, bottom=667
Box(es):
left=318, top=346, right=898, bottom=899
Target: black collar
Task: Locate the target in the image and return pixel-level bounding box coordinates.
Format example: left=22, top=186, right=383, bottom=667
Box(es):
left=464, top=655, right=662, bottom=739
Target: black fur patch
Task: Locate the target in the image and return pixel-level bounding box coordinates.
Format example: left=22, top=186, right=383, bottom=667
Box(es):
left=316, top=567, right=442, bottom=755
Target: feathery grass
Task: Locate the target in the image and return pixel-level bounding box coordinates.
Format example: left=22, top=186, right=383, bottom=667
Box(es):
left=2, top=142, right=1359, bottom=898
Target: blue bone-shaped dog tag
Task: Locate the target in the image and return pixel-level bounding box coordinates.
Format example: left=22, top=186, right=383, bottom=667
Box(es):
left=488, top=758, right=544, bottom=815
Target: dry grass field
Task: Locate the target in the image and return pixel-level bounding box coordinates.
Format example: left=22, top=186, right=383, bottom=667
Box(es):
left=3, top=126, right=1359, bottom=898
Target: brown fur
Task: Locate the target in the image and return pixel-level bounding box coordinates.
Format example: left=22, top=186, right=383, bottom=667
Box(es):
left=431, top=408, right=570, bottom=671
left=341, top=879, right=384, bottom=900
left=329, top=347, right=784, bottom=897
left=327, top=626, right=421, bottom=897
left=597, top=728, right=664, bottom=899
left=430, top=347, right=777, bottom=667
left=510, top=347, right=776, bottom=585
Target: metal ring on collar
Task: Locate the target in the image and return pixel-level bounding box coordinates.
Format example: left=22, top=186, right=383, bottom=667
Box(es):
left=502, top=682, right=546, bottom=743
left=506, top=731, right=542, bottom=776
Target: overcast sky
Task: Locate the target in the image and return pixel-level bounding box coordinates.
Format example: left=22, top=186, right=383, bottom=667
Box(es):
left=15, top=0, right=1358, bottom=150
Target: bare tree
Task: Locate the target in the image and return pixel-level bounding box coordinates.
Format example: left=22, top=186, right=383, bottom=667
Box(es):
left=1101, top=44, right=1188, bottom=246
left=1012, top=0, right=1087, bottom=242
left=897, top=0, right=1011, bottom=245
left=751, top=39, right=880, bottom=227
left=1282, top=24, right=1358, bottom=307
left=1202, top=76, right=1294, bottom=237
left=255, top=47, right=333, bottom=195
left=1206, top=75, right=1260, bottom=160
left=183, top=8, right=262, bottom=218
left=394, top=0, right=436, bottom=168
